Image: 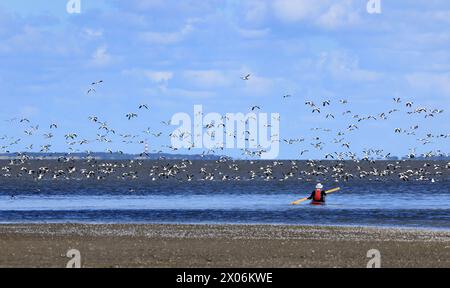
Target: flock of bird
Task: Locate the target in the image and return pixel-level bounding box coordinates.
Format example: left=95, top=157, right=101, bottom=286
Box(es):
left=1, top=74, right=449, bottom=184
left=2, top=156, right=449, bottom=184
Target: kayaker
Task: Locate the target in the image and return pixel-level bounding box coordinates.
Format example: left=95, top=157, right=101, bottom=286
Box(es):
left=307, top=183, right=327, bottom=204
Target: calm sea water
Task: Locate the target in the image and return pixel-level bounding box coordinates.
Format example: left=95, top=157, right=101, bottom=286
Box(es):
left=0, top=180, right=449, bottom=229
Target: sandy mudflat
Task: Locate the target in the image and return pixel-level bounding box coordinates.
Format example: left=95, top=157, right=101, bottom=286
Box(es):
left=0, top=224, right=449, bottom=268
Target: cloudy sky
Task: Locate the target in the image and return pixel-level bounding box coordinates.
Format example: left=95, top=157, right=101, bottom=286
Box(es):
left=0, top=0, right=449, bottom=159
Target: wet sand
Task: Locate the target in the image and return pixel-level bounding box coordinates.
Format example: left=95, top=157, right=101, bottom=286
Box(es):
left=0, top=224, right=449, bottom=268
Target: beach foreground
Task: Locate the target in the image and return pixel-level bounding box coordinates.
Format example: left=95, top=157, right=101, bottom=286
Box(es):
left=0, top=224, right=449, bottom=268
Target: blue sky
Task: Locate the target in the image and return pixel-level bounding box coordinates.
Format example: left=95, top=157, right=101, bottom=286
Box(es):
left=0, top=0, right=449, bottom=159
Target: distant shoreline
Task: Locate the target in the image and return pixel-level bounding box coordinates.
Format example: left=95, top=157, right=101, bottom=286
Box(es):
left=0, top=152, right=222, bottom=161
left=1, top=152, right=450, bottom=161
left=0, top=223, right=449, bottom=268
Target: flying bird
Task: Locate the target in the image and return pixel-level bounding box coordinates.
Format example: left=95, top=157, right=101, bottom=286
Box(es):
left=251, top=106, right=261, bottom=111
left=91, top=80, right=103, bottom=85
left=126, top=113, right=138, bottom=120
left=241, top=74, right=251, bottom=81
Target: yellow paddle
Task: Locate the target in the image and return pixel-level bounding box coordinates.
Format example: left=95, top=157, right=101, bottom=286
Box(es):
left=290, top=187, right=341, bottom=205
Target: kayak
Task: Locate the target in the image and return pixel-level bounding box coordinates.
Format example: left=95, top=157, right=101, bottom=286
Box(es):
left=290, top=187, right=340, bottom=205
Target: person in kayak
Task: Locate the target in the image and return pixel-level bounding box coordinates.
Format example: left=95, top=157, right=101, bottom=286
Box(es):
left=307, top=183, right=327, bottom=203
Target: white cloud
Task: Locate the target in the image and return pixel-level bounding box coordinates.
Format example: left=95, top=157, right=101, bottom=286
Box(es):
left=237, top=27, right=271, bottom=39
left=84, top=28, right=103, bottom=39
left=417, top=10, right=450, bottom=25
left=316, top=1, right=361, bottom=29
left=406, top=72, right=450, bottom=96
left=122, top=69, right=173, bottom=83
left=183, top=70, right=231, bottom=88
left=272, top=0, right=361, bottom=29
left=145, top=71, right=174, bottom=83
left=148, top=86, right=215, bottom=99
left=273, top=0, right=328, bottom=22
left=0, top=26, right=42, bottom=53
left=139, top=18, right=198, bottom=45
left=90, top=46, right=112, bottom=67
left=139, top=31, right=187, bottom=45
left=133, top=0, right=165, bottom=10
left=237, top=68, right=275, bottom=96
left=244, top=0, right=269, bottom=24
left=316, top=51, right=382, bottom=82
left=20, top=106, right=39, bottom=118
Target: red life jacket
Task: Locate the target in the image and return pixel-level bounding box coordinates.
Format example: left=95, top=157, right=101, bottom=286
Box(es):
left=313, top=189, right=322, bottom=201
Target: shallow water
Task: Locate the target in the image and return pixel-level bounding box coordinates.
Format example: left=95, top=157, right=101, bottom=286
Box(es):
left=0, top=180, right=449, bottom=229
